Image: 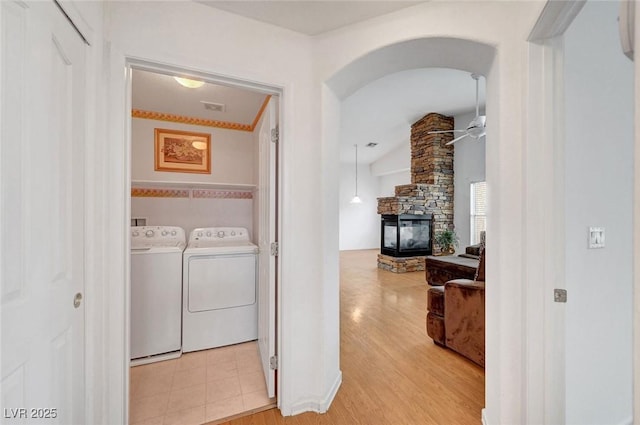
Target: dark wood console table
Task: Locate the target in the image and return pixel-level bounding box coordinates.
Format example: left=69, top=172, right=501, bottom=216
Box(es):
left=425, top=255, right=479, bottom=286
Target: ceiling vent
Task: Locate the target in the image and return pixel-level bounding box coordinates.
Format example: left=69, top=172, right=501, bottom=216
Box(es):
left=201, top=101, right=226, bottom=112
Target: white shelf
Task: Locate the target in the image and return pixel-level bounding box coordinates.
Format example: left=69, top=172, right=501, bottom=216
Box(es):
left=131, top=180, right=256, bottom=191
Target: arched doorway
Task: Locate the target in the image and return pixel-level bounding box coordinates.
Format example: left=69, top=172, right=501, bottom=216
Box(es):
left=320, top=36, right=527, bottom=424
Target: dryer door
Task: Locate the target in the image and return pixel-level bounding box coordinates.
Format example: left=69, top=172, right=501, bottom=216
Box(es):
left=187, top=254, right=257, bottom=312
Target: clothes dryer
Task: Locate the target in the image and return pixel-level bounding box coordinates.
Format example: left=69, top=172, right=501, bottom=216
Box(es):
left=182, top=227, right=258, bottom=352
left=131, top=226, right=185, bottom=365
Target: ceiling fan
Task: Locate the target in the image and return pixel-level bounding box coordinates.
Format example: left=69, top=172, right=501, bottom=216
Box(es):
left=429, top=73, right=486, bottom=146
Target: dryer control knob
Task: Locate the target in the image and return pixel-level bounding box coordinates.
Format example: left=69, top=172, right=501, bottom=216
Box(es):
left=217, top=231, right=225, bottom=238
left=161, top=230, right=168, bottom=236
left=231, top=231, right=236, bottom=236
left=132, top=231, right=139, bottom=237
left=206, top=231, right=212, bottom=237
left=197, top=232, right=203, bottom=237
left=145, top=230, right=154, bottom=237
left=171, top=230, right=177, bottom=236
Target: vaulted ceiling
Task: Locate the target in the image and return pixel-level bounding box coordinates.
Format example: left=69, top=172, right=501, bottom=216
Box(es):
left=340, top=68, right=485, bottom=164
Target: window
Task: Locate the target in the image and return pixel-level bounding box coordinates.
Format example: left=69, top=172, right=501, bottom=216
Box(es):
left=470, top=181, right=486, bottom=245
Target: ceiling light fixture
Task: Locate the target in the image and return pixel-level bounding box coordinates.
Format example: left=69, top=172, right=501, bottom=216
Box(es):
left=350, top=144, right=362, bottom=204
left=366, top=142, right=378, bottom=148
left=174, top=76, right=205, bottom=89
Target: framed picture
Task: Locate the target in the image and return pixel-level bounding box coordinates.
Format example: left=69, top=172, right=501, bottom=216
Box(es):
left=154, top=128, right=211, bottom=174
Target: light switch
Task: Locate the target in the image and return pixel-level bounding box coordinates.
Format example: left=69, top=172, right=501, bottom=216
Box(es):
left=588, top=227, right=605, bottom=249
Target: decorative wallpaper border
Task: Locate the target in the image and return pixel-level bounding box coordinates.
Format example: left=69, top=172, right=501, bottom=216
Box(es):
left=192, top=189, right=253, bottom=199
left=131, top=188, right=190, bottom=198
left=252, top=96, right=271, bottom=130
left=132, top=187, right=253, bottom=199
left=132, top=109, right=252, bottom=132
left=132, top=94, right=272, bottom=133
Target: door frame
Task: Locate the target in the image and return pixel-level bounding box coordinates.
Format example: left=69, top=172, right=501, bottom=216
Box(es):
left=525, top=3, right=578, bottom=423
left=524, top=32, right=568, bottom=424
left=120, top=57, right=284, bottom=420
left=635, top=2, right=640, bottom=420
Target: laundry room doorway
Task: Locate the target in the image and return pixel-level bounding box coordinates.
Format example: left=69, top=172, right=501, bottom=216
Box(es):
left=125, top=61, right=281, bottom=424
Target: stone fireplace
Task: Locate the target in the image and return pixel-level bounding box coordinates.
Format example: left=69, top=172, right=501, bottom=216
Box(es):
left=377, top=112, right=454, bottom=273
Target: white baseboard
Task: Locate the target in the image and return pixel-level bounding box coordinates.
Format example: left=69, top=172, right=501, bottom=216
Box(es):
left=319, top=371, right=343, bottom=413
left=481, top=409, right=630, bottom=425
left=285, top=371, right=343, bottom=416
left=481, top=408, right=488, bottom=425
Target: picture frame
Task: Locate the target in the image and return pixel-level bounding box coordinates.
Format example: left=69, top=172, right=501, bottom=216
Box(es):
left=154, top=128, right=211, bottom=174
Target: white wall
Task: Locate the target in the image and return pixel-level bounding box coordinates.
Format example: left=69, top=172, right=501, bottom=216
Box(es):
left=320, top=87, right=342, bottom=402
left=453, top=110, right=486, bottom=251
left=378, top=170, right=410, bottom=197
left=105, top=1, right=339, bottom=416
left=131, top=197, right=253, bottom=239
left=338, top=162, right=379, bottom=250
left=370, top=142, right=410, bottom=176
left=372, top=140, right=410, bottom=198
left=563, top=2, right=633, bottom=424
left=131, top=118, right=255, bottom=184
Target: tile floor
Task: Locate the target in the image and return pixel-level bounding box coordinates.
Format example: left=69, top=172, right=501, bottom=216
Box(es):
left=129, top=341, right=275, bottom=425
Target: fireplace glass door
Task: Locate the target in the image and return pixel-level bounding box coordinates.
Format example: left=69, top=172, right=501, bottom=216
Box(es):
left=383, top=221, right=398, bottom=250
left=381, top=214, right=432, bottom=257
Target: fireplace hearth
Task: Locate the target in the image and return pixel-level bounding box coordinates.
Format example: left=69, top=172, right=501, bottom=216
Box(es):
left=381, top=214, right=433, bottom=257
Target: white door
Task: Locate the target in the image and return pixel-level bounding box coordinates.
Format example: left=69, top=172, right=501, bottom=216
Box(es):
left=1, top=1, right=87, bottom=423
left=257, top=96, right=277, bottom=398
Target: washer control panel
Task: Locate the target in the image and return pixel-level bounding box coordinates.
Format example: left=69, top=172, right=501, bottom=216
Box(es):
left=190, top=227, right=250, bottom=242
left=131, top=226, right=186, bottom=247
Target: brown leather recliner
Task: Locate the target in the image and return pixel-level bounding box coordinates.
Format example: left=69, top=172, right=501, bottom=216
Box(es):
left=426, top=249, right=485, bottom=367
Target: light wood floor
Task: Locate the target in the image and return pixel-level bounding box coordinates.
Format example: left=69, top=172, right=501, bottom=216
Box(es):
left=216, top=249, right=485, bottom=425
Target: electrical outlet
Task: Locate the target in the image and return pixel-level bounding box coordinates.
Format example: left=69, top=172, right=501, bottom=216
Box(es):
left=131, top=217, right=147, bottom=226
left=588, top=227, right=605, bottom=249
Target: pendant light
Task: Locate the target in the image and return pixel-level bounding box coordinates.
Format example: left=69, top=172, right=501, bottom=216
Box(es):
left=350, top=144, right=362, bottom=204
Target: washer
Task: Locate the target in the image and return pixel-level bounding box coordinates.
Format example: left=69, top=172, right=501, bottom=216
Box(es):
left=130, top=226, right=185, bottom=365
left=182, top=227, right=258, bottom=352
